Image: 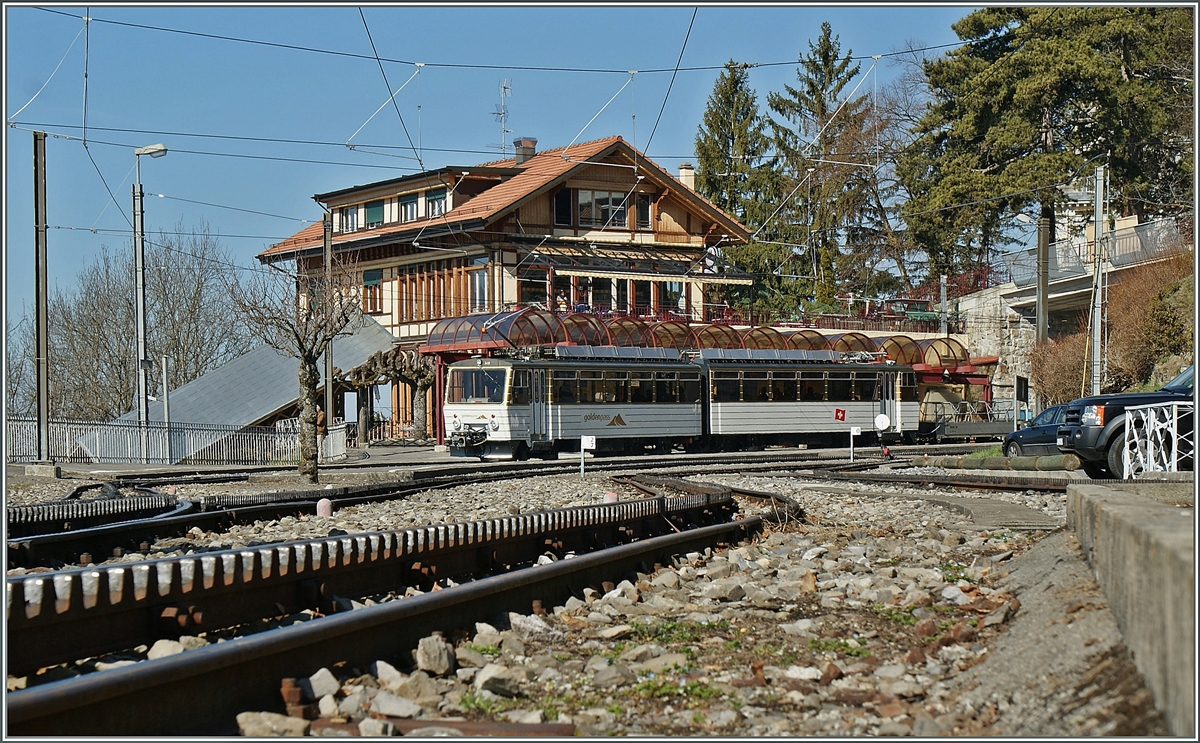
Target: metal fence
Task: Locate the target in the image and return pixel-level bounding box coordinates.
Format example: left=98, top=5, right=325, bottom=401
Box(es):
left=1123, top=402, right=1194, bottom=478
left=1002, top=217, right=1184, bottom=288
left=6, top=417, right=347, bottom=466
left=272, top=418, right=348, bottom=463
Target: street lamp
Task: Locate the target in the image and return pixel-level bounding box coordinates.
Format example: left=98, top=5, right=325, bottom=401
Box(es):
left=133, top=143, right=167, bottom=463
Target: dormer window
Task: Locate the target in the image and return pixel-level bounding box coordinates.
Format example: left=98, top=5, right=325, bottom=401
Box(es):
left=579, top=190, right=627, bottom=228
left=400, top=194, right=418, bottom=222
left=365, top=200, right=384, bottom=229
left=426, top=188, right=446, bottom=218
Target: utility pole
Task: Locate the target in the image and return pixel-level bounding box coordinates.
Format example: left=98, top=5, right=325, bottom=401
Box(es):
left=939, top=275, right=948, bottom=336
left=1089, top=165, right=1105, bottom=396
left=1035, top=216, right=1050, bottom=342
left=33, top=131, right=50, bottom=463
left=323, top=213, right=334, bottom=447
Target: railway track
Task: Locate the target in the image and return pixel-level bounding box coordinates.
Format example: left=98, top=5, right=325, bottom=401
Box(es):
left=5, top=451, right=1074, bottom=736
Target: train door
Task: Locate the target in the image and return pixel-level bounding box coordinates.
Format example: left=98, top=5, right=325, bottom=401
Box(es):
left=531, top=368, right=548, bottom=440
left=880, top=371, right=896, bottom=431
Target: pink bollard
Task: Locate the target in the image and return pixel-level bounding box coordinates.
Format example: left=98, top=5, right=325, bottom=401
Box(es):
left=316, top=498, right=333, bottom=518
left=603, top=492, right=619, bottom=503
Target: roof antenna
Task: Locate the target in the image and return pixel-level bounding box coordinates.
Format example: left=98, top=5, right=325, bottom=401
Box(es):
left=493, top=79, right=513, bottom=156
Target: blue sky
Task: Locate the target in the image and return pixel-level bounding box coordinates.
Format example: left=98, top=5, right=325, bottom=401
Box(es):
left=4, top=3, right=980, bottom=323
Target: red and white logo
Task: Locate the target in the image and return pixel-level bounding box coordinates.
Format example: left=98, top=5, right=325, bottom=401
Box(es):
left=834, top=408, right=846, bottom=421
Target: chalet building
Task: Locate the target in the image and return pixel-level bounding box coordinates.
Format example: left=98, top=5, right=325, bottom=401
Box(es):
left=258, top=136, right=752, bottom=347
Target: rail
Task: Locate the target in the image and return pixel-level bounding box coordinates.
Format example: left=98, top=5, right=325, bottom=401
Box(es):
left=1123, top=401, right=1194, bottom=478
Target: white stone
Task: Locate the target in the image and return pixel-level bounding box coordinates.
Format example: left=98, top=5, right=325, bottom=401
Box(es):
left=369, top=691, right=423, bottom=718
left=146, top=639, right=184, bottom=660
left=303, top=667, right=342, bottom=701
left=784, top=665, right=823, bottom=681
left=371, top=659, right=406, bottom=689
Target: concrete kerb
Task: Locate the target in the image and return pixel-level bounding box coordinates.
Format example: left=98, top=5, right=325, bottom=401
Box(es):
left=1067, top=482, right=1195, bottom=737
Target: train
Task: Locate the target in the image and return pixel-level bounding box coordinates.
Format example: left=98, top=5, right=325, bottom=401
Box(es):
left=443, top=346, right=919, bottom=460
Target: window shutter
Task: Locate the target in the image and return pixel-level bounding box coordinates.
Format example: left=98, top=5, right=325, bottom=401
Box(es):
left=364, top=269, right=383, bottom=287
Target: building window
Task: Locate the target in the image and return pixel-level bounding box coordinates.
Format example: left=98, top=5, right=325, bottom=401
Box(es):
left=578, top=190, right=627, bottom=228
left=636, top=194, right=652, bottom=230
left=365, top=200, right=384, bottom=229
left=426, top=188, right=446, bottom=218
left=469, top=256, right=489, bottom=313
left=400, top=195, right=418, bottom=222
left=362, top=269, right=383, bottom=313
left=339, top=206, right=357, bottom=233
left=554, top=189, right=573, bottom=226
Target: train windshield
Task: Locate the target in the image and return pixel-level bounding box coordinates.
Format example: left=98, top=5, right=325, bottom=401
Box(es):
left=446, top=368, right=507, bottom=403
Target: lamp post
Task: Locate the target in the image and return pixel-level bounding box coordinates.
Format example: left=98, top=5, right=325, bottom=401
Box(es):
left=133, top=143, right=167, bottom=463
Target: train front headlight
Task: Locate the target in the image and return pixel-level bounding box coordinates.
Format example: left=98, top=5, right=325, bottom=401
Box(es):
left=489, top=415, right=499, bottom=431
left=451, top=415, right=461, bottom=430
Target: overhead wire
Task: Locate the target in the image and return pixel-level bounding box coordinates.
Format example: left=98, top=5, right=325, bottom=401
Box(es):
left=357, top=7, right=423, bottom=170
left=7, top=16, right=86, bottom=120
left=643, top=7, right=697, bottom=156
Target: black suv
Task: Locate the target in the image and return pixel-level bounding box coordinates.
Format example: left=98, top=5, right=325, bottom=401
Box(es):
left=1057, top=365, right=1194, bottom=478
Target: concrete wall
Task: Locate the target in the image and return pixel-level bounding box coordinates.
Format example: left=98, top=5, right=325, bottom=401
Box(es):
left=1067, top=483, right=1195, bottom=736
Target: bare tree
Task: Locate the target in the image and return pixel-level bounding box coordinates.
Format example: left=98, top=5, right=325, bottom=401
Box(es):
left=5, top=313, right=37, bottom=417
left=229, top=258, right=362, bottom=483
left=6, top=224, right=252, bottom=421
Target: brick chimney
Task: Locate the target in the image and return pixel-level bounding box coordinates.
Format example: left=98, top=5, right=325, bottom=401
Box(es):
left=513, top=137, right=537, bottom=164
left=678, top=162, right=695, bottom=190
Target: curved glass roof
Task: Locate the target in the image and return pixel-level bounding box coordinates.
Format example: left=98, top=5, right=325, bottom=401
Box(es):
left=693, top=324, right=743, bottom=349
left=423, top=308, right=566, bottom=351
left=784, top=329, right=832, bottom=351
left=649, top=320, right=697, bottom=350
left=741, top=326, right=787, bottom=350
left=825, top=332, right=875, bottom=354
left=605, top=316, right=651, bottom=347
left=918, top=337, right=969, bottom=367
left=873, top=335, right=922, bottom=365
left=562, top=313, right=610, bottom=346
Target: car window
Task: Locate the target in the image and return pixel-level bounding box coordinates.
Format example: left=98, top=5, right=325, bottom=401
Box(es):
left=1054, top=406, right=1066, bottom=425
left=1162, top=365, right=1193, bottom=394
left=1030, top=408, right=1053, bottom=426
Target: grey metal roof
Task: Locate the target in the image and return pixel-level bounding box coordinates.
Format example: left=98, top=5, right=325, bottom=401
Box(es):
left=121, top=315, right=397, bottom=428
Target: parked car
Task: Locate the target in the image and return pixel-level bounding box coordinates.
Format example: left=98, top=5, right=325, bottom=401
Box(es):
left=1003, top=403, right=1067, bottom=457
left=1057, top=365, right=1194, bottom=479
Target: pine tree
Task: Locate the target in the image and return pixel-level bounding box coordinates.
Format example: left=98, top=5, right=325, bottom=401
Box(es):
left=900, top=7, right=1193, bottom=278
left=766, top=21, right=872, bottom=305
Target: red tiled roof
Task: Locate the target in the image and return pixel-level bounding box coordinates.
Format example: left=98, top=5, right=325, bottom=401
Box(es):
left=258, top=135, right=747, bottom=260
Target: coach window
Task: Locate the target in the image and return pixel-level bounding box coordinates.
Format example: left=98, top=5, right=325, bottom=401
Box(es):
left=679, top=373, right=702, bottom=403
left=511, top=369, right=531, bottom=405
left=629, top=371, right=654, bottom=403
left=853, top=372, right=877, bottom=401
left=655, top=372, right=679, bottom=403
left=552, top=371, right=577, bottom=404
left=743, top=371, right=770, bottom=401
left=800, top=371, right=826, bottom=401
left=827, top=371, right=852, bottom=402
left=604, top=372, right=629, bottom=403
left=711, top=371, right=740, bottom=403
left=900, top=372, right=919, bottom=402
left=771, top=371, right=797, bottom=402
left=580, top=370, right=603, bottom=402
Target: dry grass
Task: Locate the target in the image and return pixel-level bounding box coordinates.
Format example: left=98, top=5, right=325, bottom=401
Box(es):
left=1031, top=245, right=1194, bottom=402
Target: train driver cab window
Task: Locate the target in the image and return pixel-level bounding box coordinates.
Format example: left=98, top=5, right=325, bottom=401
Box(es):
left=852, top=372, right=877, bottom=401
left=552, top=371, right=577, bottom=404
left=899, top=372, right=918, bottom=402
left=711, top=371, right=740, bottom=403
left=827, top=371, right=852, bottom=401
left=629, top=372, right=654, bottom=403
left=511, top=369, right=531, bottom=406
left=743, top=371, right=770, bottom=401
left=679, top=373, right=701, bottom=403
left=800, top=371, right=826, bottom=401
left=447, top=368, right=507, bottom=403
left=771, top=371, right=797, bottom=402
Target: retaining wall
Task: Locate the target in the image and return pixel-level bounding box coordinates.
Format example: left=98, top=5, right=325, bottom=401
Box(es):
left=1067, top=481, right=1195, bottom=737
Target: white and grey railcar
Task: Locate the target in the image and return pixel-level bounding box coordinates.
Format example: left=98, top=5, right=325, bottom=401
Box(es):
left=444, top=346, right=918, bottom=460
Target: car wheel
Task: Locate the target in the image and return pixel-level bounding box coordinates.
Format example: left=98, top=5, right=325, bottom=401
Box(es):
left=1106, top=436, right=1128, bottom=479
left=1004, top=441, right=1022, bottom=458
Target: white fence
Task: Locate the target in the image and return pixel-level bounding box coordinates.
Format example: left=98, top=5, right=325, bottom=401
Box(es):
left=6, top=417, right=346, bottom=466
left=1123, top=402, right=1194, bottom=478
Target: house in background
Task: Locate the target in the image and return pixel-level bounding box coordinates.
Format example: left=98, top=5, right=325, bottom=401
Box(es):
left=258, top=135, right=753, bottom=426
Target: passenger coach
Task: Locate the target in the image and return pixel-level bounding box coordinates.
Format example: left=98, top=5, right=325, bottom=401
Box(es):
left=444, top=346, right=918, bottom=460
